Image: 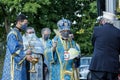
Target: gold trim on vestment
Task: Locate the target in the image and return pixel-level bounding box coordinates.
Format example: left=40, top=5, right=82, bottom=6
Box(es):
left=11, top=55, right=14, bottom=80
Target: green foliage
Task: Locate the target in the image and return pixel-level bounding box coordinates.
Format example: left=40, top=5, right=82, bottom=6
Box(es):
left=0, top=0, right=51, bottom=32
left=73, top=1, right=97, bottom=56
left=23, top=2, right=41, bottom=13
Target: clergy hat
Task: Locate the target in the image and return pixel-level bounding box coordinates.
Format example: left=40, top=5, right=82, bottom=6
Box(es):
left=57, top=18, right=71, bottom=31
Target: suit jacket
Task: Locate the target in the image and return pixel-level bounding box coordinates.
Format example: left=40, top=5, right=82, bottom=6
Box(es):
left=89, top=23, right=120, bottom=73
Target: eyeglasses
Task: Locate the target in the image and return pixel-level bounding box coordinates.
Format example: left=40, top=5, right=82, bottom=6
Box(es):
left=27, top=32, right=35, bottom=34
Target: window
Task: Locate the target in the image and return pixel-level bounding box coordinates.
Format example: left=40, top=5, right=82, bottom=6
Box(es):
left=116, top=0, right=120, bottom=19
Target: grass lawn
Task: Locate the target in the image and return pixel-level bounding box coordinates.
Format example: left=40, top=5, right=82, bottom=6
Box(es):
left=0, top=53, right=5, bottom=79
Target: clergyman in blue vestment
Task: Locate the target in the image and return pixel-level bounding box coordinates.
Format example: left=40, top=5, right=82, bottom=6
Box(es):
left=1, top=14, right=33, bottom=80
left=46, top=18, right=81, bottom=80
left=23, top=27, right=44, bottom=80
left=40, top=28, right=53, bottom=80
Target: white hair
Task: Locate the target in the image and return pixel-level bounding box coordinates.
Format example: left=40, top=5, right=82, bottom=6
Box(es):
left=41, top=28, right=51, bottom=34
left=26, top=27, right=35, bottom=32
left=102, top=18, right=114, bottom=24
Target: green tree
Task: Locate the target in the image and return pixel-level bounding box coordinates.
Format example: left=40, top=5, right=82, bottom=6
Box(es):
left=0, top=0, right=50, bottom=33
left=74, top=1, right=97, bottom=56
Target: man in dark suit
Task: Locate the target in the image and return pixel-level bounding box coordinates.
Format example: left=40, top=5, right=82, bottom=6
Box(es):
left=89, top=11, right=120, bottom=80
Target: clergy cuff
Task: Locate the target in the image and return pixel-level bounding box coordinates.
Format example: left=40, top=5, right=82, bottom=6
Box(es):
left=12, top=50, right=21, bottom=57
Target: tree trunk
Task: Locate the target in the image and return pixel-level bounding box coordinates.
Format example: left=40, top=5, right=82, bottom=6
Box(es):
left=4, top=17, right=10, bottom=33
left=0, top=3, right=10, bottom=33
